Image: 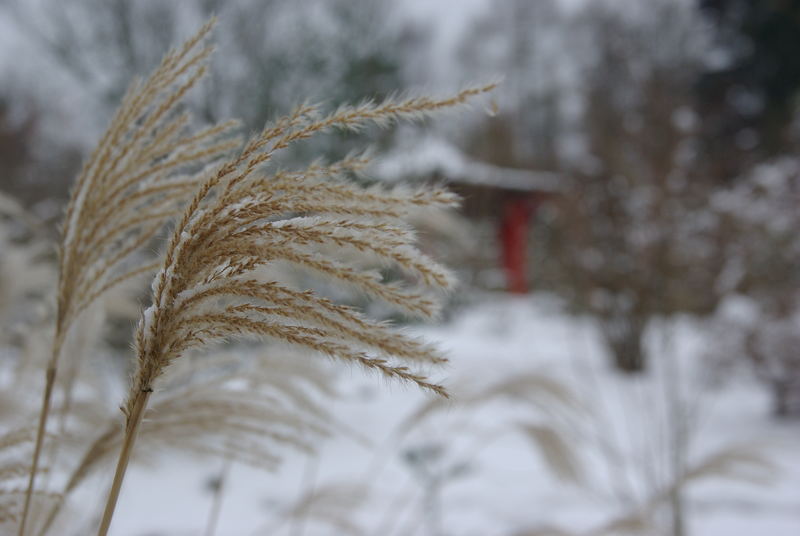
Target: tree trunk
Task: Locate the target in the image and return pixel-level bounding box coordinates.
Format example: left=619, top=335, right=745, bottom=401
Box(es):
left=602, top=316, right=647, bottom=373
left=771, top=380, right=800, bottom=418
left=773, top=381, right=790, bottom=418
left=669, top=486, right=686, bottom=536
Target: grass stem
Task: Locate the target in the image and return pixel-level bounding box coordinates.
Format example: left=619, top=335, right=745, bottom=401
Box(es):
left=19, top=356, right=58, bottom=536
left=97, top=390, right=151, bottom=536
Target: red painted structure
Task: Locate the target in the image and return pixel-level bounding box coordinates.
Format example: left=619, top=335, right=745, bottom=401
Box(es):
left=498, top=193, right=551, bottom=294
left=377, top=138, right=560, bottom=294
left=500, top=197, right=535, bottom=294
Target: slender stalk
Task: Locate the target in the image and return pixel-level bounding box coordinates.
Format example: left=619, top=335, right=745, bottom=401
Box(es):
left=97, top=390, right=151, bottom=536
left=38, top=425, right=118, bottom=536
left=662, top=324, right=686, bottom=536
left=290, top=455, right=319, bottom=536
left=39, top=343, right=84, bottom=510
left=203, top=458, right=232, bottom=536
left=19, top=344, right=60, bottom=536
left=35, top=496, right=61, bottom=536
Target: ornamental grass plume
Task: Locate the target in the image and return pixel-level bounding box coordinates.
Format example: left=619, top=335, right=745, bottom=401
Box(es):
left=5, top=15, right=493, bottom=534
left=19, top=19, right=240, bottom=535
left=98, top=89, right=494, bottom=534
left=69, top=19, right=494, bottom=536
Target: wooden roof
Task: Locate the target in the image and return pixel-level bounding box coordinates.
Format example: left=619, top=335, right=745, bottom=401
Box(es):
left=375, top=137, right=561, bottom=193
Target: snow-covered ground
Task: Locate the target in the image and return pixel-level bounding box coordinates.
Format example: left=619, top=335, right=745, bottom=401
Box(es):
left=92, top=294, right=800, bottom=535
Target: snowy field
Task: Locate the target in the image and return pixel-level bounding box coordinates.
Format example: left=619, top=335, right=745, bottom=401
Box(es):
left=82, top=294, right=800, bottom=536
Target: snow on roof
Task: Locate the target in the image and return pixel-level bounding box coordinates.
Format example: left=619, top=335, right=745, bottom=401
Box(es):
left=375, top=137, right=561, bottom=192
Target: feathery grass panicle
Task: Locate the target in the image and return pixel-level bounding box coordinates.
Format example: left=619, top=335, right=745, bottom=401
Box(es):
left=1, top=489, right=61, bottom=529
left=4, top=17, right=497, bottom=535
left=57, top=18, right=240, bottom=330
left=0, top=428, right=56, bottom=531
left=97, top=80, right=493, bottom=533
left=19, top=18, right=242, bottom=536
left=129, top=83, right=497, bottom=408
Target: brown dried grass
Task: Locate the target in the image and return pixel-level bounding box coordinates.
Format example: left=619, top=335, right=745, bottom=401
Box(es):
left=8, top=17, right=493, bottom=536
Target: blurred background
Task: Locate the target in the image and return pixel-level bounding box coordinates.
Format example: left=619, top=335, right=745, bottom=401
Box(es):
left=1, top=0, right=799, bottom=535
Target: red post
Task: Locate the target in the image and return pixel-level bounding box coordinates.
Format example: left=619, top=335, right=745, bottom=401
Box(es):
left=499, top=196, right=536, bottom=294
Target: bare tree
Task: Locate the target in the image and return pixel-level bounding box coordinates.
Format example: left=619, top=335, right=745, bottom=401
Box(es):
left=548, top=2, right=722, bottom=374
left=4, top=0, right=405, bottom=205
